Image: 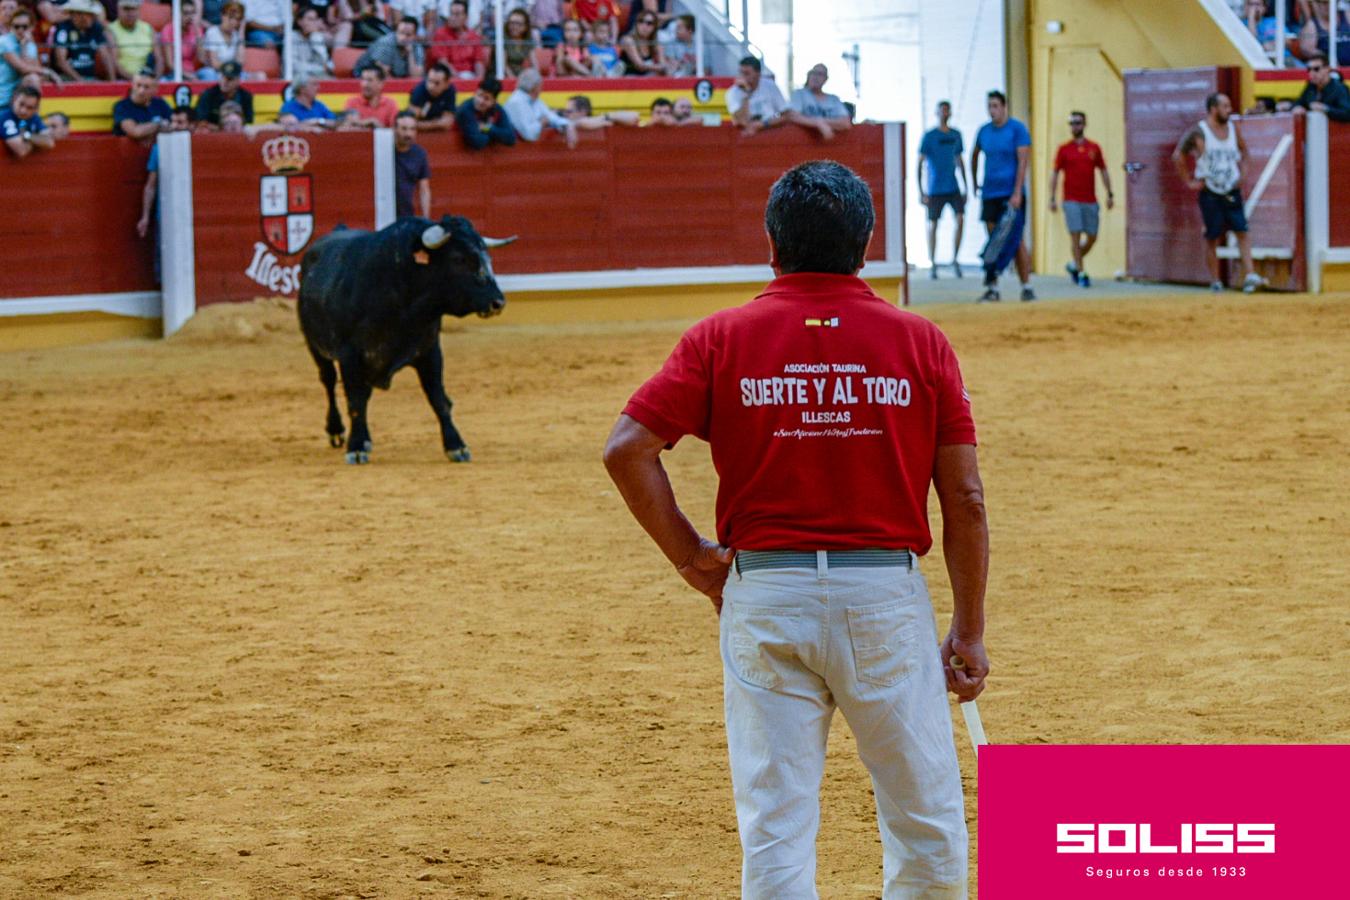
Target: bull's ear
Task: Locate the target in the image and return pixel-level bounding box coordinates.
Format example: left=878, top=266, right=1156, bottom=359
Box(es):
left=482, top=235, right=518, bottom=249
left=421, top=224, right=450, bottom=249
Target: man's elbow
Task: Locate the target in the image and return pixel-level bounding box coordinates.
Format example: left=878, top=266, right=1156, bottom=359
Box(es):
left=945, top=483, right=987, bottom=528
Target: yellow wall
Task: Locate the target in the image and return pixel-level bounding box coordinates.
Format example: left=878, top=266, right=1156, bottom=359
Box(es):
left=1027, top=0, right=1256, bottom=278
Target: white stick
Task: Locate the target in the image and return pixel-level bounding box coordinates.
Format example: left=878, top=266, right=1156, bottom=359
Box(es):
left=950, top=655, right=989, bottom=752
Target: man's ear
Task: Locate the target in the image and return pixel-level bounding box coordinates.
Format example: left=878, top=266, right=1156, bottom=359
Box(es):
left=766, top=230, right=781, bottom=275
left=854, top=228, right=875, bottom=275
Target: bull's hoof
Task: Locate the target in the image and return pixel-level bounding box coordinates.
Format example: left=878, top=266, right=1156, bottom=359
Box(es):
left=447, top=447, right=472, bottom=463
left=345, top=450, right=370, bottom=465
left=329, top=434, right=345, bottom=448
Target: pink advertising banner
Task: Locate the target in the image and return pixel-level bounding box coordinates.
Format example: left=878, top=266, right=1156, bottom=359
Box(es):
left=979, top=744, right=1349, bottom=897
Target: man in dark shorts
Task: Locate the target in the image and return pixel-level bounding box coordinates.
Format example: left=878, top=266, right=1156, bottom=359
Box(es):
left=971, top=90, right=1033, bottom=302
left=605, top=160, right=990, bottom=898
left=918, top=100, right=967, bottom=279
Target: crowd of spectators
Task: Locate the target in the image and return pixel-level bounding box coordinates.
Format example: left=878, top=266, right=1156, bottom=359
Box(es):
left=1227, top=0, right=1350, bottom=64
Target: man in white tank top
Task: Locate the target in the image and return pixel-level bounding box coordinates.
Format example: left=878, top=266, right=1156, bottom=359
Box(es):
left=1171, top=92, right=1264, bottom=293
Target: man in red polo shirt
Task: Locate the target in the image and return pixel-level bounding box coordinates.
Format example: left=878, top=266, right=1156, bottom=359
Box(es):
left=426, top=0, right=487, bottom=80
left=604, top=161, right=989, bottom=899
left=1048, top=110, right=1114, bottom=287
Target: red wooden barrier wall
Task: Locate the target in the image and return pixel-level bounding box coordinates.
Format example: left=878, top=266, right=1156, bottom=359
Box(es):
left=1330, top=126, right=1350, bottom=249
left=0, top=137, right=155, bottom=300
left=419, top=125, right=888, bottom=277
left=1235, top=114, right=1305, bottom=292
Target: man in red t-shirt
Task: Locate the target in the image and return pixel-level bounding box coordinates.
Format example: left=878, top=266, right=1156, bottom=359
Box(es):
left=344, top=67, right=399, bottom=128
left=1048, top=110, right=1115, bottom=287
left=604, top=161, right=989, bottom=898
left=427, top=0, right=487, bottom=80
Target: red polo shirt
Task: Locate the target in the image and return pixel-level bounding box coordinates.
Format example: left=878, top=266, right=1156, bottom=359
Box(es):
left=622, top=273, right=976, bottom=554
left=1054, top=139, right=1106, bottom=203
left=345, top=94, right=399, bottom=128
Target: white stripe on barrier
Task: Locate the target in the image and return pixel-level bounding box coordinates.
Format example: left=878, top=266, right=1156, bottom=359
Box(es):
left=373, top=128, right=396, bottom=230
left=496, top=261, right=909, bottom=295
left=1216, top=247, right=1292, bottom=260
left=1243, top=133, right=1292, bottom=219
left=0, top=292, right=161, bottom=319
left=1306, top=111, right=1330, bottom=294
left=159, top=130, right=196, bottom=336
left=883, top=122, right=903, bottom=265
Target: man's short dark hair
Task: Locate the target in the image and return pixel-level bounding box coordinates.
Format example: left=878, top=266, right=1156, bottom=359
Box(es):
left=987, top=90, right=1007, bottom=105
left=47, top=111, right=70, bottom=125
left=1205, top=92, right=1224, bottom=111
left=677, top=14, right=694, bottom=30
left=478, top=77, right=503, bottom=97
left=937, top=99, right=951, bottom=109
left=173, top=104, right=195, bottom=120
left=650, top=97, right=672, bottom=111
left=1306, top=52, right=1329, bottom=68
left=765, top=161, right=875, bottom=275
left=364, top=65, right=387, bottom=80
left=450, top=0, right=468, bottom=10
left=395, top=109, right=416, bottom=122
left=429, top=61, right=452, bottom=80
left=399, top=15, right=419, bottom=28
left=568, top=95, right=592, bottom=115
left=1070, top=110, right=1086, bottom=121
left=12, top=84, right=41, bottom=103
left=739, top=56, right=762, bottom=73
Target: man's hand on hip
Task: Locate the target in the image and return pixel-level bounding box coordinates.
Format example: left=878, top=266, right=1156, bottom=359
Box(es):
left=941, top=632, right=989, bottom=701
left=676, top=539, right=734, bottom=615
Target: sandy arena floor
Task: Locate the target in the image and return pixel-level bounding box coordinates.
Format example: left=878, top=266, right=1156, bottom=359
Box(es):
left=2, top=291, right=1348, bottom=898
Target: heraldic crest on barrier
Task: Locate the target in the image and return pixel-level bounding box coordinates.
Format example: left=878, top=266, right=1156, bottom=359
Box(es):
left=259, top=136, right=314, bottom=256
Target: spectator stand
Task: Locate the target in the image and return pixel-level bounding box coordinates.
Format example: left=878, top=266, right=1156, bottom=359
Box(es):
left=39, top=78, right=735, bottom=135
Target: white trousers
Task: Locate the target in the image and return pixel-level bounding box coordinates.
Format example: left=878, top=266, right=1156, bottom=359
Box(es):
left=719, top=555, right=968, bottom=899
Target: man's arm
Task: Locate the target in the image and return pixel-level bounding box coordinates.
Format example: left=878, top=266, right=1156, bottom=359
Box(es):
left=456, top=105, right=489, bottom=149
left=916, top=152, right=928, bottom=202
left=955, top=152, right=968, bottom=197
left=1235, top=127, right=1248, bottom=183
left=603, top=414, right=734, bottom=613
left=488, top=111, right=516, bottom=146
left=417, top=177, right=431, bottom=218
left=932, top=443, right=989, bottom=700
left=5, top=134, right=32, bottom=157
left=1098, top=154, right=1115, bottom=210
left=1047, top=159, right=1060, bottom=212
left=28, top=129, right=55, bottom=151
left=416, top=110, right=455, bottom=131
left=1010, top=143, right=1030, bottom=209
left=1172, top=127, right=1204, bottom=190
left=119, top=116, right=165, bottom=140
left=52, top=46, right=82, bottom=81
left=969, top=143, right=982, bottom=196
left=136, top=169, right=158, bottom=237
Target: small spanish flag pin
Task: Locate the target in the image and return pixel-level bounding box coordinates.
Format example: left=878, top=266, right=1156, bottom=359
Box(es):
left=805, top=317, right=840, bottom=327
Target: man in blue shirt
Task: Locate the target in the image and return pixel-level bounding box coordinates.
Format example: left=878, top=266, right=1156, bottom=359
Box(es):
left=917, top=100, right=967, bottom=280
left=971, top=90, right=1033, bottom=302
left=112, top=71, right=174, bottom=143
left=2, top=85, right=55, bottom=158
left=454, top=76, right=515, bottom=150
left=408, top=63, right=457, bottom=132
left=279, top=77, right=337, bottom=129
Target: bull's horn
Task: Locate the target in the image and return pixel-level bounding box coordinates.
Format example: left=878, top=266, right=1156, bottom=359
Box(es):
left=421, top=225, right=450, bottom=249
left=482, top=235, right=518, bottom=248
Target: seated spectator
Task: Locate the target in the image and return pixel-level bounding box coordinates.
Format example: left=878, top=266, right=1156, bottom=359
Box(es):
left=199, top=2, right=245, bottom=80
left=109, top=0, right=160, bottom=81
left=554, top=18, right=591, bottom=76
left=279, top=75, right=338, bottom=127
left=786, top=63, right=852, bottom=140
left=0, top=0, right=16, bottom=37
left=455, top=76, right=515, bottom=149
left=727, top=55, right=786, bottom=135
left=161, top=0, right=205, bottom=80
left=244, top=0, right=287, bottom=49
left=1301, top=0, right=1350, bottom=60
left=562, top=93, right=638, bottom=128
left=393, top=108, right=431, bottom=218
left=503, top=68, right=577, bottom=146
left=52, top=0, right=115, bottom=83
left=354, top=16, right=423, bottom=79
left=646, top=96, right=674, bottom=125
left=623, top=0, right=672, bottom=35
left=291, top=6, right=334, bottom=81
left=533, top=0, right=565, bottom=47
left=587, top=19, right=623, bottom=77
left=170, top=103, right=194, bottom=130
left=195, top=60, right=254, bottom=125
left=409, top=61, right=456, bottom=130
left=619, top=9, right=665, bottom=76
left=2, top=83, right=53, bottom=157
left=662, top=14, right=695, bottom=77
left=300, top=0, right=353, bottom=49
left=494, top=7, right=536, bottom=77
left=344, top=66, right=397, bottom=127
left=571, top=0, right=620, bottom=39
left=45, top=111, right=71, bottom=139
left=113, top=69, right=173, bottom=142
left=1246, top=96, right=1278, bottom=115
left=2, top=9, right=59, bottom=112
left=219, top=99, right=246, bottom=132
left=1290, top=52, right=1350, bottom=120
left=670, top=96, right=702, bottom=126
left=349, top=0, right=393, bottom=49
left=428, top=0, right=487, bottom=80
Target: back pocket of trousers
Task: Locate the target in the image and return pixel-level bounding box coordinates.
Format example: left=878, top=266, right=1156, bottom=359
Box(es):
left=845, top=602, right=918, bottom=687
left=729, top=604, right=801, bottom=690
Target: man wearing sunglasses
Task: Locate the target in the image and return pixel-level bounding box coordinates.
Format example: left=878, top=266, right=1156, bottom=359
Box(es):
left=0, top=9, right=60, bottom=112
left=1048, top=111, right=1113, bottom=288
left=1289, top=53, right=1350, bottom=122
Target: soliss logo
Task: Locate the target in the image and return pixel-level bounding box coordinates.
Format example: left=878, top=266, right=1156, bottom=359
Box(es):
left=1056, top=824, right=1275, bottom=854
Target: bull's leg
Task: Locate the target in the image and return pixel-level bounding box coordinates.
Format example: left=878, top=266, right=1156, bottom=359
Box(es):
left=310, top=350, right=345, bottom=448
left=338, top=358, right=374, bottom=465
left=413, top=347, right=470, bottom=463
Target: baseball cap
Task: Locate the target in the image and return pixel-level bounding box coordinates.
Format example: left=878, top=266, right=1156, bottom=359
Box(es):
left=63, top=0, right=104, bottom=14
left=118, top=0, right=143, bottom=7
left=220, top=61, right=243, bottom=79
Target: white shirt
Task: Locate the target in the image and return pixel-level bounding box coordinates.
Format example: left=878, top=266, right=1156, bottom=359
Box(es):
left=291, top=31, right=331, bottom=81
left=1196, top=119, right=1242, bottom=194
left=502, top=89, right=568, bottom=141
left=726, top=77, right=787, bottom=123
left=243, top=0, right=287, bottom=29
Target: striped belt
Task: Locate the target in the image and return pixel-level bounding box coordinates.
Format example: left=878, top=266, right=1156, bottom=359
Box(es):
left=735, top=548, right=915, bottom=573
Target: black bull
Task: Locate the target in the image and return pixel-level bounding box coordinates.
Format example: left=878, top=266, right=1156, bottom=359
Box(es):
left=298, top=215, right=515, bottom=464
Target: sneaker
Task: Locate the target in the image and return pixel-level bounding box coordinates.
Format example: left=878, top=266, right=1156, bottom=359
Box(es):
left=1210, top=281, right=1224, bottom=292
left=1020, top=287, right=1037, bottom=302
left=1242, top=273, right=1266, bottom=294
left=1065, top=262, right=1080, bottom=284
left=978, top=287, right=1001, bottom=303
left=1080, top=272, right=1091, bottom=288
left=953, top=261, right=963, bottom=279
left=930, top=267, right=939, bottom=280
